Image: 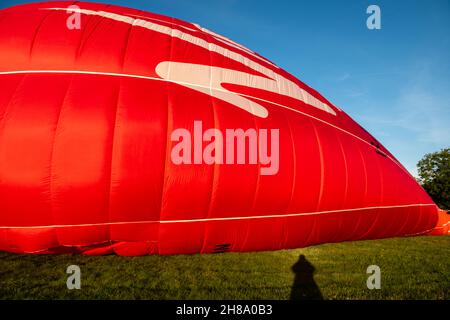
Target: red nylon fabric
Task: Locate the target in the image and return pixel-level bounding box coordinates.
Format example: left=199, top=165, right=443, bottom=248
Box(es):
left=0, top=2, right=445, bottom=256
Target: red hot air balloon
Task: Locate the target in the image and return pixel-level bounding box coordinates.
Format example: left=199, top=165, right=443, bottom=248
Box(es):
left=0, top=2, right=448, bottom=256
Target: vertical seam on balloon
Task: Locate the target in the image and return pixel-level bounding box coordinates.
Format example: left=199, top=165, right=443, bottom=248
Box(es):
left=311, top=120, right=325, bottom=212
left=420, top=206, right=432, bottom=234
left=302, top=120, right=321, bottom=247
left=331, top=132, right=348, bottom=243
left=378, top=156, right=385, bottom=208
left=130, top=4, right=161, bottom=267
left=360, top=145, right=369, bottom=203
left=410, top=182, right=432, bottom=234
left=375, top=156, right=386, bottom=237
left=420, top=205, right=433, bottom=235
left=409, top=205, right=424, bottom=235
left=245, top=109, right=262, bottom=253
left=95, top=4, right=114, bottom=247
left=28, top=9, right=54, bottom=60
left=281, top=109, right=297, bottom=249
left=0, top=73, right=27, bottom=234
left=77, top=3, right=113, bottom=61
left=106, top=18, right=133, bottom=250
left=302, top=214, right=317, bottom=248
left=395, top=205, right=413, bottom=237
left=0, top=77, right=23, bottom=129
left=119, top=8, right=135, bottom=71
left=429, top=206, right=439, bottom=232
left=166, top=18, right=175, bottom=80
left=356, top=143, right=371, bottom=236
left=385, top=164, right=408, bottom=238
left=272, top=65, right=286, bottom=248
left=157, top=25, right=175, bottom=254
left=202, top=32, right=216, bottom=254
left=357, top=156, right=384, bottom=240
left=432, top=207, right=442, bottom=232
left=284, top=112, right=297, bottom=212
left=106, top=77, right=121, bottom=250
left=345, top=144, right=368, bottom=240
left=355, top=203, right=379, bottom=241
left=337, top=133, right=349, bottom=209
left=49, top=74, right=74, bottom=249
left=74, top=5, right=100, bottom=60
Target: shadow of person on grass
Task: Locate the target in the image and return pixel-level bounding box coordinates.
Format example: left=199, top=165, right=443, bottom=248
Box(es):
left=290, top=254, right=323, bottom=300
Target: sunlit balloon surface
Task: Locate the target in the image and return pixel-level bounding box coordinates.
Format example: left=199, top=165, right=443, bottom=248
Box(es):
left=0, top=2, right=448, bottom=256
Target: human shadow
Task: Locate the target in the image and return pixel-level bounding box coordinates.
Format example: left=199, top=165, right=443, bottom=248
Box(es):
left=290, top=254, right=323, bottom=300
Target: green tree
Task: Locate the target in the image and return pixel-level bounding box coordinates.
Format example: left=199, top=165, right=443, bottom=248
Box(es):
left=417, top=148, right=450, bottom=210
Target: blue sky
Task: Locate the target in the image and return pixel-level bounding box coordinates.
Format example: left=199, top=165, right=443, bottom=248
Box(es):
left=1, top=0, right=449, bottom=176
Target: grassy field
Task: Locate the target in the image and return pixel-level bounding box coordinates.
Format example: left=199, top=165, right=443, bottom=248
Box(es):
left=0, top=236, right=449, bottom=300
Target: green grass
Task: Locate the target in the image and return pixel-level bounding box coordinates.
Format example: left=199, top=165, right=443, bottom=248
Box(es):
left=0, top=236, right=449, bottom=300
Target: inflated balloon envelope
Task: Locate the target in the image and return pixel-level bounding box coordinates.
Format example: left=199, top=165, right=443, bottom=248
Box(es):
left=0, top=2, right=448, bottom=256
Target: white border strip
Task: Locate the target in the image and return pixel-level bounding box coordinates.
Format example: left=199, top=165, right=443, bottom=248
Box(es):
left=0, top=203, right=436, bottom=229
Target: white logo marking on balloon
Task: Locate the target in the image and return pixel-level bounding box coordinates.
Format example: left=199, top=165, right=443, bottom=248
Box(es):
left=44, top=7, right=336, bottom=117
left=155, top=61, right=270, bottom=118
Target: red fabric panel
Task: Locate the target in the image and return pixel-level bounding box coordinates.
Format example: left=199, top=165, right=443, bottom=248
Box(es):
left=0, top=2, right=444, bottom=255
